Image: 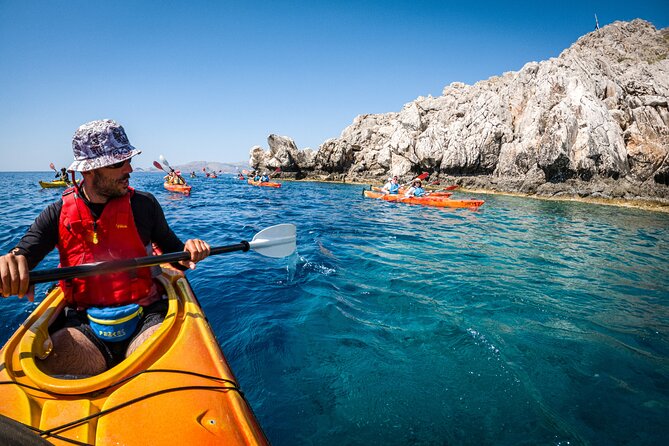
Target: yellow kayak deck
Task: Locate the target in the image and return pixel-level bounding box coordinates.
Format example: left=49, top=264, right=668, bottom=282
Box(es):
left=39, top=180, right=77, bottom=189
left=0, top=268, right=267, bottom=445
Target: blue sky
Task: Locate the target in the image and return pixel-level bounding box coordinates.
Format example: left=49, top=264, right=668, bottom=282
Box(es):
left=1, top=0, right=667, bottom=171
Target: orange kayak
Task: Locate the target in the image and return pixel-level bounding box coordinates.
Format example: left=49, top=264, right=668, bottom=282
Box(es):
left=363, top=190, right=484, bottom=208
left=370, top=186, right=453, bottom=197
left=0, top=266, right=268, bottom=445
left=164, top=182, right=192, bottom=195
left=247, top=180, right=281, bottom=188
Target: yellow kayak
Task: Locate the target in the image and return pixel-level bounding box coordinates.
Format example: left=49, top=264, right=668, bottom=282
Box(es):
left=39, top=180, right=76, bottom=189
left=0, top=266, right=268, bottom=445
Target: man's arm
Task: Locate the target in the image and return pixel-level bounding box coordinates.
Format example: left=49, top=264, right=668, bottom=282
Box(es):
left=1, top=201, right=60, bottom=298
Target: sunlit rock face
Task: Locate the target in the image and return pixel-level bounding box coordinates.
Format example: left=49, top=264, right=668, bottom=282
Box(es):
left=251, top=20, right=669, bottom=201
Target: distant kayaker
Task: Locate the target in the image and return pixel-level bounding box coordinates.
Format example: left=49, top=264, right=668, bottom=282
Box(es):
left=382, top=176, right=400, bottom=195
left=165, top=170, right=186, bottom=185
left=404, top=180, right=426, bottom=198
left=55, top=167, right=69, bottom=183
left=0, top=119, right=211, bottom=376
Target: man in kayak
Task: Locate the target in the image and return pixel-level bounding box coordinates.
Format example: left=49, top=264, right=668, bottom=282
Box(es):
left=260, top=172, right=270, bottom=182
left=382, top=176, right=400, bottom=195
left=404, top=180, right=426, bottom=197
left=164, top=169, right=186, bottom=185
left=55, top=167, right=69, bottom=183
left=0, top=119, right=210, bottom=376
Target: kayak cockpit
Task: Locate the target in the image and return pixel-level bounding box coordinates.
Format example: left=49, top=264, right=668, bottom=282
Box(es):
left=15, top=271, right=180, bottom=393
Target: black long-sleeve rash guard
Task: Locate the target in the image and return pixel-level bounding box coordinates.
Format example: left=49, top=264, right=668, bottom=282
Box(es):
left=13, top=190, right=185, bottom=270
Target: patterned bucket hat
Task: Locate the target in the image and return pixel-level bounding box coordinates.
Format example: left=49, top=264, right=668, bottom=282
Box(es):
left=67, top=119, right=142, bottom=172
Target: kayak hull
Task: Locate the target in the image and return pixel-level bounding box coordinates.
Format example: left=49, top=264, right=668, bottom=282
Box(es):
left=363, top=190, right=484, bottom=208
left=39, top=180, right=75, bottom=189
left=163, top=182, right=192, bottom=195
left=247, top=180, right=281, bottom=188
left=0, top=267, right=268, bottom=445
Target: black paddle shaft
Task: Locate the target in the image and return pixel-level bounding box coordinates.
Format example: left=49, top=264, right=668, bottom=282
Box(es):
left=28, top=241, right=250, bottom=285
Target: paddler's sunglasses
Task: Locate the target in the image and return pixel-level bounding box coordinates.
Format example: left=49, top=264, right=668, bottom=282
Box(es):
left=106, top=159, right=131, bottom=169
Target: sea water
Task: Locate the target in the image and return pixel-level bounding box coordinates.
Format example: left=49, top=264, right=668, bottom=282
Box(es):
left=0, top=171, right=667, bottom=445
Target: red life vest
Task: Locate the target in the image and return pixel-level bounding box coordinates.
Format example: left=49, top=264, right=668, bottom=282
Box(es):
left=57, top=186, right=154, bottom=308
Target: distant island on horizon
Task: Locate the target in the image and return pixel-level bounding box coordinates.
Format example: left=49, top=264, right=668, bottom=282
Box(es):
left=125, top=160, right=249, bottom=174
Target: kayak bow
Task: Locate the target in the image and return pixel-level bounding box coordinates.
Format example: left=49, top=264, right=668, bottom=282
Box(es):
left=0, top=265, right=268, bottom=445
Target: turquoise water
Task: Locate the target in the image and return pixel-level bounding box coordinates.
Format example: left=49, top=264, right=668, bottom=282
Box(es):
left=1, top=171, right=668, bottom=445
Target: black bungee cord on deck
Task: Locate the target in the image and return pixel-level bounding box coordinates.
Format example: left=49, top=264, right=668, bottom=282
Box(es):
left=0, top=368, right=247, bottom=445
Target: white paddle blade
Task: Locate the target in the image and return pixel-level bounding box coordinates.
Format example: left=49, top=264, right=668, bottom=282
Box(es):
left=249, top=224, right=296, bottom=258
left=159, top=154, right=170, bottom=167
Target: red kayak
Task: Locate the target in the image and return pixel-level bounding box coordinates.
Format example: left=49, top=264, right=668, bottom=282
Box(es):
left=247, top=180, right=281, bottom=188
left=363, top=190, right=483, bottom=208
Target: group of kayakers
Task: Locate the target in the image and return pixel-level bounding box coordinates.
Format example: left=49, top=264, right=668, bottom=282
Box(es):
left=1, top=119, right=212, bottom=376
left=257, top=172, right=271, bottom=182
left=381, top=175, right=426, bottom=197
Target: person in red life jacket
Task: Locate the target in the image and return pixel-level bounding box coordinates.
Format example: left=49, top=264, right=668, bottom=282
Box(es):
left=0, top=119, right=210, bottom=376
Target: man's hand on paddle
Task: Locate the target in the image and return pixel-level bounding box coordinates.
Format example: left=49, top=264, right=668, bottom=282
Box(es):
left=181, top=239, right=211, bottom=270
left=0, top=251, right=33, bottom=301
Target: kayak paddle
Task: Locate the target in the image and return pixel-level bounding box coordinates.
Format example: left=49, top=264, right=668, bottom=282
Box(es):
left=159, top=155, right=174, bottom=171
left=28, top=224, right=297, bottom=285
left=399, top=171, right=429, bottom=189
left=49, top=162, right=57, bottom=173
left=153, top=160, right=167, bottom=172
left=430, top=185, right=459, bottom=193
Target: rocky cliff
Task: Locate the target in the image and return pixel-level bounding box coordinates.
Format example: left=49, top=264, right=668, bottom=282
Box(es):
left=250, top=19, right=669, bottom=203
